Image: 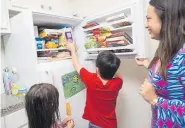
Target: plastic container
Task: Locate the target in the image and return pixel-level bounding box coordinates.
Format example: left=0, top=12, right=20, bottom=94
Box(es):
left=3, top=67, right=12, bottom=95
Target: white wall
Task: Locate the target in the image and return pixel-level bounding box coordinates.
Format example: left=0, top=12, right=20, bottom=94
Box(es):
left=70, top=0, right=159, bottom=128
left=117, top=60, right=151, bottom=128
left=116, top=36, right=159, bottom=128
left=148, top=37, right=159, bottom=59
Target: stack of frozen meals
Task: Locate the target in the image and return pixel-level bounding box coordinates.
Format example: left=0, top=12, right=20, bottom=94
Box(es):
left=106, top=32, right=133, bottom=47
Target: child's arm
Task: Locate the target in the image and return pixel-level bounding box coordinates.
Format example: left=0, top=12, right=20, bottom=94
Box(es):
left=67, top=43, right=82, bottom=73
left=114, top=71, right=122, bottom=79
left=114, top=71, right=123, bottom=90
left=67, top=43, right=95, bottom=88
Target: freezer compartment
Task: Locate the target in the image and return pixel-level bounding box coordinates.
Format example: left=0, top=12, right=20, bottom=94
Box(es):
left=33, top=22, right=74, bottom=63
left=82, top=4, right=136, bottom=58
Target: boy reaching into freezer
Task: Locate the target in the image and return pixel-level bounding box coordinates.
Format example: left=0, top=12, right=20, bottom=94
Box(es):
left=67, top=43, right=123, bottom=128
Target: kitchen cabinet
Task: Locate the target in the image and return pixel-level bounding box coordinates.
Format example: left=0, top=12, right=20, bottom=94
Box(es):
left=1, top=0, right=11, bottom=35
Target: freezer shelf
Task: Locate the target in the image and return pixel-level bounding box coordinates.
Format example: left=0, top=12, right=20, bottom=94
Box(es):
left=85, top=50, right=137, bottom=60
left=36, top=47, right=67, bottom=52
left=83, top=16, right=132, bottom=32
left=85, top=25, right=132, bottom=37
left=86, top=44, right=135, bottom=53
left=37, top=56, right=72, bottom=63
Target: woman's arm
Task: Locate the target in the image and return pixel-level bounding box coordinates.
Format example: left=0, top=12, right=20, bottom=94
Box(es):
left=135, top=58, right=151, bottom=69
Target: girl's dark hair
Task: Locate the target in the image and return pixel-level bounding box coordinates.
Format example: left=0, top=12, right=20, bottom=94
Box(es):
left=25, top=83, right=60, bottom=128
left=148, top=0, right=185, bottom=80
left=96, top=51, right=121, bottom=79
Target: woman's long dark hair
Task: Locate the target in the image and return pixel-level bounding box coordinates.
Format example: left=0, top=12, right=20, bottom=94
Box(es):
left=148, top=0, right=185, bottom=80
left=25, top=83, right=60, bottom=128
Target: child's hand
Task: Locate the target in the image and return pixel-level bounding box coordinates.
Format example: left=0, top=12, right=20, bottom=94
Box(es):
left=66, top=119, right=74, bottom=128
left=66, top=43, right=76, bottom=52
left=62, top=117, right=72, bottom=126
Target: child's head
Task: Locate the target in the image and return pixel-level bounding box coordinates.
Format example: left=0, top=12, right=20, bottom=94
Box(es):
left=96, top=51, right=120, bottom=80
left=147, top=0, right=185, bottom=79
left=25, top=83, right=60, bottom=128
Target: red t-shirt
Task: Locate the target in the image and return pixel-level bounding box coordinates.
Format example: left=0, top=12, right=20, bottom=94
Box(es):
left=80, top=68, right=123, bottom=128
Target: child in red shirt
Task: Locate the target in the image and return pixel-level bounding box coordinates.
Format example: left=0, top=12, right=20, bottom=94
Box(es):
left=67, top=44, right=123, bottom=128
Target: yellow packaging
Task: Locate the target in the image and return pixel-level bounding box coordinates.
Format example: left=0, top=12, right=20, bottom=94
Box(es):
left=66, top=102, right=72, bottom=116
left=59, top=28, right=67, bottom=47
left=45, top=42, right=58, bottom=49
left=11, top=85, right=19, bottom=96
left=39, top=31, right=47, bottom=38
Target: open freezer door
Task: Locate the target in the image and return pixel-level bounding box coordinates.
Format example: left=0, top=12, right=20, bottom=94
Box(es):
left=3, top=10, right=38, bottom=88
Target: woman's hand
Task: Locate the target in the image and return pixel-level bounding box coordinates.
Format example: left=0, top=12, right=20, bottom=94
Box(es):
left=135, top=58, right=150, bottom=68
left=139, top=79, right=158, bottom=105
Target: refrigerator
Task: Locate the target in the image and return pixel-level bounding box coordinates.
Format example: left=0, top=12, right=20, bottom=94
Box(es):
left=3, top=1, right=146, bottom=127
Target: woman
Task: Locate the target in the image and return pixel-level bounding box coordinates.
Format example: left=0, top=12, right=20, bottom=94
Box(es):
left=136, top=0, right=185, bottom=127
left=25, top=83, right=74, bottom=128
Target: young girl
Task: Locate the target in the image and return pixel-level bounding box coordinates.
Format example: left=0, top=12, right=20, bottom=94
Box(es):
left=25, top=83, right=74, bottom=128
left=136, top=0, right=185, bottom=127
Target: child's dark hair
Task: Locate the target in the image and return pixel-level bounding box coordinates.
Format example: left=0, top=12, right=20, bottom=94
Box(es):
left=25, top=83, right=60, bottom=128
left=96, top=51, right=121, bottom=80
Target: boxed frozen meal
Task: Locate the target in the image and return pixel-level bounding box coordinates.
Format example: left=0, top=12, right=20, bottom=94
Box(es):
left=39, top=29, right=62, bottom=38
